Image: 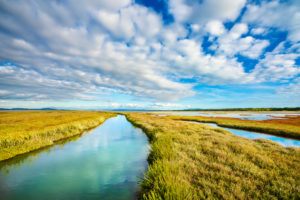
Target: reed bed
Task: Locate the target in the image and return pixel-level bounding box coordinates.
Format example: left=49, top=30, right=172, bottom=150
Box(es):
left=125, top=113, right=300, bottom=200
left=0, top=111, right=116, bottom=161
left=167, top=115, right=300, bottom=139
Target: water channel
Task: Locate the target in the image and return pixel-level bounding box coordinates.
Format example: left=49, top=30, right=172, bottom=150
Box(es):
left=0, top=115, right=150, bottom=200
left=186, top=121, right=300, bottom=147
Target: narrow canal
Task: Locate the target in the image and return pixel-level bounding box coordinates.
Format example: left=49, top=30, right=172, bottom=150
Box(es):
left=185, top=121, right=300, bottom=147
left=0, top=115, right=150, bottom=200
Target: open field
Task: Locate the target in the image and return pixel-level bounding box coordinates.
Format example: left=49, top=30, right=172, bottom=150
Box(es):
left=0, top=111, right=116, bottom=161
left=124, top=113, right=300, bottom=200
left=166, top=115, right=300, bottom=140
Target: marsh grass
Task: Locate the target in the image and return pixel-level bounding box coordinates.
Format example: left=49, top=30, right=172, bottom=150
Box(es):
left=125, top=113, right=300, bottom=200
left=167, top=115, right=300, bottom=140
left=0, top=111, right=116, bottom=161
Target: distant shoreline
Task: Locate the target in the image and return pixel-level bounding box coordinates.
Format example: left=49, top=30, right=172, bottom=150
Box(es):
left=0, top=107, right=300, bottom=112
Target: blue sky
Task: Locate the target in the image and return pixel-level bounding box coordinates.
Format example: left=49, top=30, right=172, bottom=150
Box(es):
left=0, top=0, right=299, bottom=110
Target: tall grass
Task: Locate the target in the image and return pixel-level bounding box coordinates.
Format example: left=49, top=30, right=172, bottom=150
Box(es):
left=125, top=113, right=300, bottom=200
left=167, top=115, right=300, bottom=139
left=0, top=111, right=116, bottom=161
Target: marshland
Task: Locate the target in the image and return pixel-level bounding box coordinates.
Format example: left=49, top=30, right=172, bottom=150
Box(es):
left=1, top=0, right=300, bottom=199
left=1, top=110, right=299, bottom=199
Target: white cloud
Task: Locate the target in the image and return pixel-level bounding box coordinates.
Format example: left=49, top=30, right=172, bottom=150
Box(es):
left=229, top=23, right=248, bottom=39
left=161, top=23, right=188, bottom=44
left=205, top=20, right=226, bottom=36
left=169, top=0, right=192, bottom=22
left=251, top=27, right=266, bottom=35
left=170, top=0, right=246, bottom=24
left=240, top=39, right=270, bottom=59
left=277, top=77, right=300, bottom=97
left=243, top=0, right=300, bottom=42
left=0, top=90, right=10, bottom=95
left=253, top=41, right=300, bottom=82
left=86, top=102, right=191, bottom=110
left=0, top=0, right=299, bottom=106
left=212, top=23, right=269, bottom=59
left=149, top=102, right=191, bottom=110
left=95, top=4, right=162, bottom=40
left=251, top=53, right=300, bottom=82
left=96, top=11, right=120, bottom=34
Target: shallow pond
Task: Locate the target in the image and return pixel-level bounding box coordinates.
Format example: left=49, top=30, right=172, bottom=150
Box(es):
left=150, top=111, right=300, bottom=120
left=186, top=121, right=300, bottom=147
left=0, top=115, right=150, bottom=200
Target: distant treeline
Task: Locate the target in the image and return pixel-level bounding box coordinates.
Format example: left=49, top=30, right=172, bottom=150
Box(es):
left=0, top=107, right=58, bottom=110
left=180, top=107, right=300, bottom=111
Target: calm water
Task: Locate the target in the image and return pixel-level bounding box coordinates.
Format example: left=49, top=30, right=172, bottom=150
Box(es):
left=0, top=115, right=150, bottom=200
left=150, top=111, right=300, bottom=120
left=186, top=121, right=300, bottom=147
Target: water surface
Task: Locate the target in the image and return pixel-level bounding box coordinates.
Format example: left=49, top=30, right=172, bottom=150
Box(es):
left=186, top=121, right=300, bottom=147
left=0, top=115, right=150, bottom=200
left=149, top=111, right=300, bottom=120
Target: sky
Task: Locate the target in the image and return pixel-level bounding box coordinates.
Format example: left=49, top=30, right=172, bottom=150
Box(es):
left=0, top=0, right=299, bottom=110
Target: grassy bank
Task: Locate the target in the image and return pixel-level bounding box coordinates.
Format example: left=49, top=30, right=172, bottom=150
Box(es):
left=124, top=113, right=300, bottom=200
left=167, top=115, right=300, bottom=140
left=0, top=111, right=116, bottom=161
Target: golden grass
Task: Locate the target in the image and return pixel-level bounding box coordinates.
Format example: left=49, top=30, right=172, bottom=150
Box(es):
left=0, top=111, right=116, bottom=161
left=264, top=115, right=300, bottom=126
left=124, top=113, right=300, bottom=200
left=167, top=115, right=300, bottom=139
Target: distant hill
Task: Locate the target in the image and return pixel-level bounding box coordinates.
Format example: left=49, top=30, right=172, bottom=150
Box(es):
left=0, top=107, right=58, bottom=111
left=0, top=107, right=299, bottom=111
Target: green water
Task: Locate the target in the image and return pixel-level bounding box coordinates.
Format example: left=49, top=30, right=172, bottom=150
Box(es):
left=0, top=115, right=150, bottom=200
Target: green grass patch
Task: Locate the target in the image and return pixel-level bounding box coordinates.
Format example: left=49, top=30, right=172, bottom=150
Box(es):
left=124, top=113, right=300, bottom=200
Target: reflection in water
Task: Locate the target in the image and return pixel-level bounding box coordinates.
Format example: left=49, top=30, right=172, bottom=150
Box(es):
left=186, top=121, right=300, bottom=147
left=0, top=115, right=150, bottom=200
left=0, top=134, right=83, bottom=174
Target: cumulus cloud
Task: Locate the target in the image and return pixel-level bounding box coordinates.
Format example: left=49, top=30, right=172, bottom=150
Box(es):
left=80, top=102, right=191, bottom=110
left=95, top=4, right=162, bottom=40
left=0, top=0, right=195, bottom=102
left=0, top=0, right=299, bottom=107
left=252, top=54, right=300, bottom=82
left=205, top=20, right=226, bottom=36
left=0, top=64, right=105, bottom=101
left=248, top=41, right=300, bottom=83
left=251, top=27, right=267, bottom=35
left=243, top=0, right=300, bottom=42
left=209, top=23, right=270, bottom=59
left=277, top=77, right=300, bottom=99
left=169, top=0, right=246, bottom=23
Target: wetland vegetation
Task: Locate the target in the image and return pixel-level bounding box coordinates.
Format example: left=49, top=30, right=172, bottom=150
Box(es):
left=0, top=111, right=116, bottom=161
left=0, top=115, right=149, bottom=200
left=1, top=0, right=299, bottom=199
left=125, top=113, right=300, bottom=199
left=180, top=107, right=300, bottom=111
left=167, top=115, right=300, bottom=140
left=1, top=111, right=300, bottom=200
